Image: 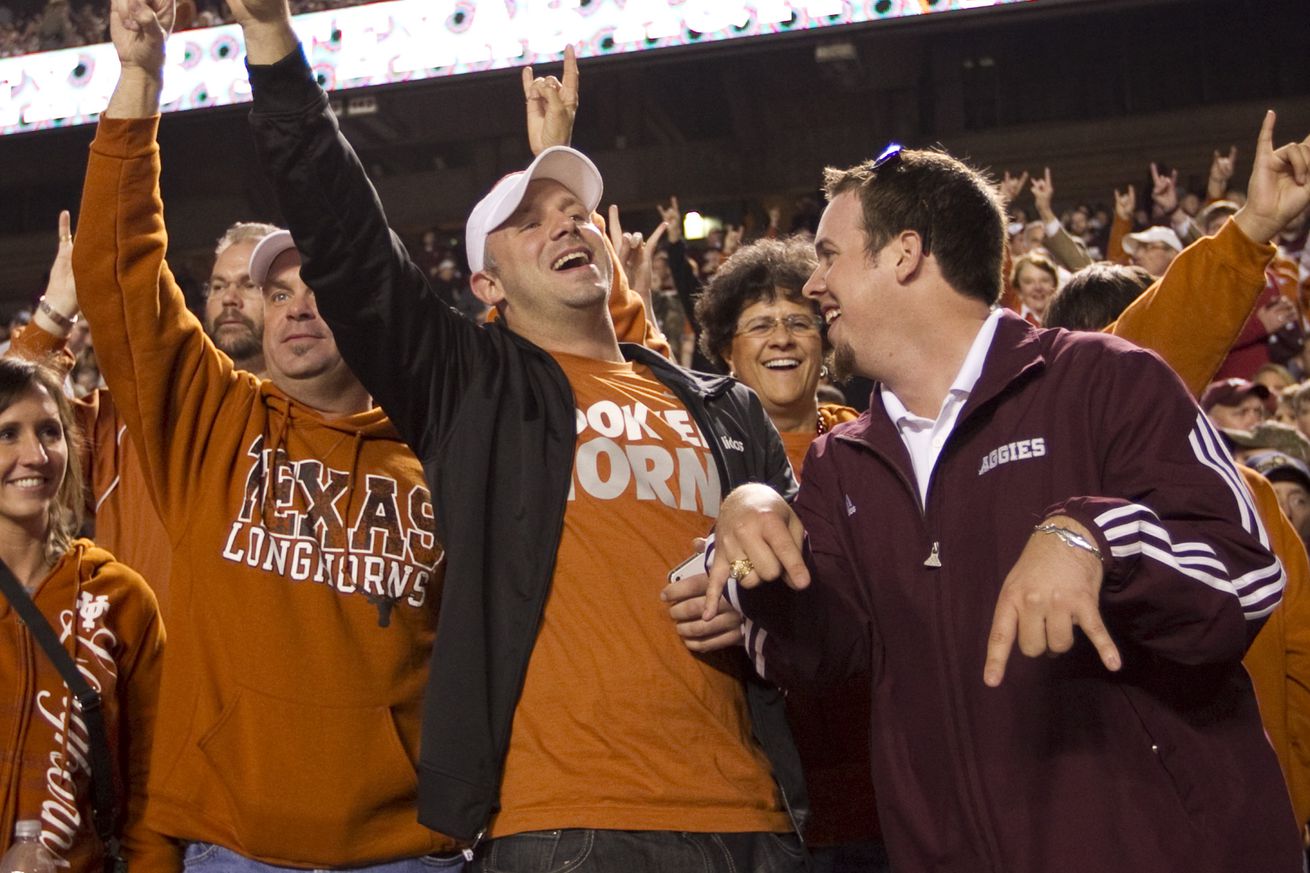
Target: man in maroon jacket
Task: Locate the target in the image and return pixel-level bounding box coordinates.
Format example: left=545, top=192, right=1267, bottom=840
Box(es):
left=700, top=117, right=1310, bottom=873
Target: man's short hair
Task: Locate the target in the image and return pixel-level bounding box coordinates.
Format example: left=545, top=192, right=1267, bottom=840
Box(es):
left=214, top=221, right=281, bottom=259
left=694, top=236, right=818, bottom=370
left=821, top=148, right=1006, bottom=306
left=1043, top=263, right=1154, bottom=331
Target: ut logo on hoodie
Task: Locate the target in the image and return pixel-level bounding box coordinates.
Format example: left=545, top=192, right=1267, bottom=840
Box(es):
left=220, top=436, right=439, bottom=626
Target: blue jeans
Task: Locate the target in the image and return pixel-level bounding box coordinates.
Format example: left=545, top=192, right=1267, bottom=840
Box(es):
left=183, top=843, right=466, bottom=873
left=471, top=829, right=807, bottom=873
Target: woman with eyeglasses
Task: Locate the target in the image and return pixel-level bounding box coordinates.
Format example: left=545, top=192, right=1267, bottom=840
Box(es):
left=693, top=236, right=857, bottom=475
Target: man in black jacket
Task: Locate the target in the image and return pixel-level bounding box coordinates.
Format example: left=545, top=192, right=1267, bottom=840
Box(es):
left=229, top=1, right=807, bottom=869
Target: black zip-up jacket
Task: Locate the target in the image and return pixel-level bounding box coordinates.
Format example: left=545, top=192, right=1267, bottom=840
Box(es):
left=247, top=46, right=808, bottom=844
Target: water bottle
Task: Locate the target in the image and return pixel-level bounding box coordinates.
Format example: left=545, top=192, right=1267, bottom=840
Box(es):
left=1, top=822, right=55, bottom=873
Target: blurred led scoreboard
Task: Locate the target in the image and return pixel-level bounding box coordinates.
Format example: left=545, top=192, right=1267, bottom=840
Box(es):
left=0, top=0, right=1032, bottom=136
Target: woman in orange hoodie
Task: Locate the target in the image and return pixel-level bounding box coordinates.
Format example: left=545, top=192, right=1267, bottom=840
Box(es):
left=0, top=355, right=173, bottom=873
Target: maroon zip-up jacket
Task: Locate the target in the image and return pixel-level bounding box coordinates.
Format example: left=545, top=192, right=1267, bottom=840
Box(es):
left=731, top=311, right=1302, bottom=872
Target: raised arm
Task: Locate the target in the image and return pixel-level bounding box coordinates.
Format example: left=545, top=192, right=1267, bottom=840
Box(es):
left=9, top=214, right=118, bottom=520
left=1030, top=168, right=1093, bottom=271
left=1108, top=112, right=1310, bottom=397
left=240, top=26, right=487, bottom=456
left=1106, top=186, right=1135, bottom=265
left=73, top=0, right=251, bottom=528
left=13, top=212, right=79, bottom=378
left=1209, top=145, right=1240, bottom=203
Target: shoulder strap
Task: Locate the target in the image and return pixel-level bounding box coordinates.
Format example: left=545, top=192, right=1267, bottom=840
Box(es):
left=0, top=561, right=124, bottom=873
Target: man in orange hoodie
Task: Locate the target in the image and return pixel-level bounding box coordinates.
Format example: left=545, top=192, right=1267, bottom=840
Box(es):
left=69, top=1, right=462, bottom=871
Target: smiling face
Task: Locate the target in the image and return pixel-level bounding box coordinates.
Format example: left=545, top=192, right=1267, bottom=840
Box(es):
left=804, top=191, right=899, bottom=382
left=1015, top=261, right=1057, bottom=320
left=0, top=383, right=68, bottom=537
left=260, top=250, right=352, bottom=386
left=722, top=296, right=824, bottom=431
left=204, top=238, right=265, bottom=364
left=475, top=178, right=612, bottom=330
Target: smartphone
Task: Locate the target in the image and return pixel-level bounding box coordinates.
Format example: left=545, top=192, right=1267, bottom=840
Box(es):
left=667, top=549, right=708, bottom=585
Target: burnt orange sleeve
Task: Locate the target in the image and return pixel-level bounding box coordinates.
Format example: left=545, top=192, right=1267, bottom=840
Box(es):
left=1106, top=213, right=1133, bottom=265
left=7, top=322, right=76, bottom=377
left=1240, top=472, right=1310, bottom=830
left=594, top=212, right=673, bottom=359
left=1276, top=521, right=1310, bottom=829
left=71, top=116, right=247, bottom=533
left=1104, top=219, right=1274, bottom=399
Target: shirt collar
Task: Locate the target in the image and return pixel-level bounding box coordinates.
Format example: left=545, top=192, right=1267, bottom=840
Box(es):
left=881, top=307, right=1004, bottom=427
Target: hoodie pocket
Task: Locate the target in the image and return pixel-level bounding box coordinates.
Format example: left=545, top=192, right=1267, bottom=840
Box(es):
left=198, top=687, right=421, bottom=864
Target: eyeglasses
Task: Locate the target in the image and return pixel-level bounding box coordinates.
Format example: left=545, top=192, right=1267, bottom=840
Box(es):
left=735, top=314, right=823, bottom=340
left=205, top=279, right=261, bottom=300
left=872, top=142, right=903, bottom=170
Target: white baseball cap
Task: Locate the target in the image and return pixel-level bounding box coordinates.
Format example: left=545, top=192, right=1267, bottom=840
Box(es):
left=464, top=146, right=603, bottom=274
left=248, top=229, right=299, bottom=286
left=1122, top=225, right=1183, bottom=255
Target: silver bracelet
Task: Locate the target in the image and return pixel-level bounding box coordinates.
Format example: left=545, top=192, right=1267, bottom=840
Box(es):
left=1034, top=522, right=1102, bottom=561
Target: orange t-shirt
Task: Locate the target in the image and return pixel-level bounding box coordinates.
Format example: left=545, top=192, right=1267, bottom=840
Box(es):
left=781, top=404, right=860, bottom=476
left=490, top=353, right=789, bottom=837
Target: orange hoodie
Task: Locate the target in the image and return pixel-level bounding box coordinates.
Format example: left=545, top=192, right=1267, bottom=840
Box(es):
left=0, top=540, right=173, bottom=873
left=72, top=116, right=449, bottom=865
left=1240, top=467, right=1310, bottom=828
left=8, top=326, right=174, bottom=613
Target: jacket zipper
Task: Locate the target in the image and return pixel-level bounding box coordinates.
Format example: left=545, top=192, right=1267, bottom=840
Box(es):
left=840, top=427, right=1007, bottom=871
left=923, top=541, right=941, bottom=567
left=922, top=430, right=1006, bottom=872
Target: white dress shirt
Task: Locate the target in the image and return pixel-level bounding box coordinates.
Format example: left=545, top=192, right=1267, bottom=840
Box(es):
left=880, top=308, right=1004, bottom=507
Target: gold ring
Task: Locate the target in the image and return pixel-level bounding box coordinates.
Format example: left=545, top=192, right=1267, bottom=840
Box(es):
left=729, top=557, right=754, bottom=581
left=59, top=234, right=72, bottom=243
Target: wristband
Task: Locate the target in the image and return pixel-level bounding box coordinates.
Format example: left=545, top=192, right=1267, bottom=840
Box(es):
left=37, top=298, right=78, bottom=331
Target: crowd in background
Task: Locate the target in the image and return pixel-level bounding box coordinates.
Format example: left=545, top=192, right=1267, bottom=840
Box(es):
left=4, top=139, right=1309, bottom=413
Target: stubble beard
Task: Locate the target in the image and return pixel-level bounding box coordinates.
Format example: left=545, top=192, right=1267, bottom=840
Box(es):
left=211, top=326, right=261, bottom=365
left=829, top=342, right=858, bottom=384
